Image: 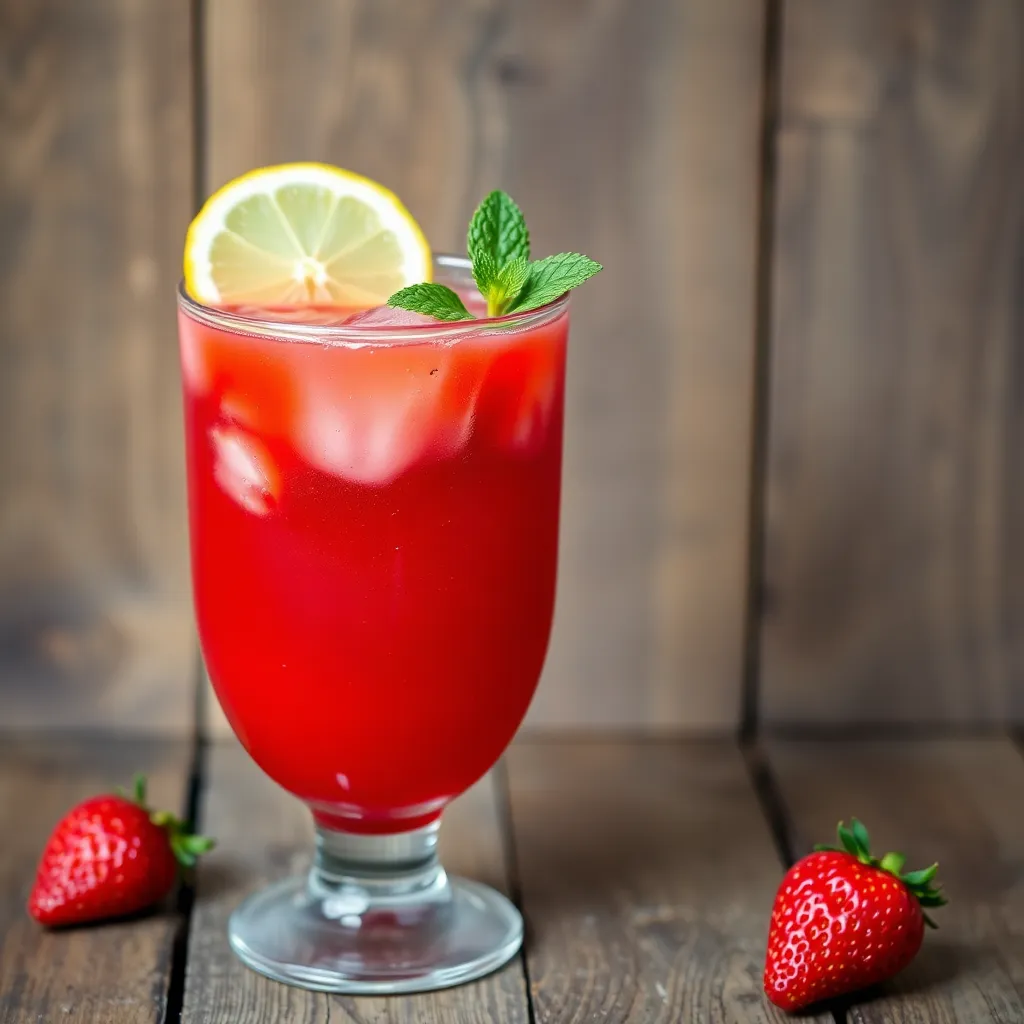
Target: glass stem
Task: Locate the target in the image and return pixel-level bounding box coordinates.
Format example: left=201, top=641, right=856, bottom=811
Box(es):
left=308, top=821, right=452, bottom=918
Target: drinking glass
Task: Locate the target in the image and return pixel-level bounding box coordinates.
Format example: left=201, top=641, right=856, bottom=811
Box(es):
left=177, top=256, right=569, bottom=993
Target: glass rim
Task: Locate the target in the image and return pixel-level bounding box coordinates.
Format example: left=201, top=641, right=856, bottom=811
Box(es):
left=176, top=253, right=570, bottom=347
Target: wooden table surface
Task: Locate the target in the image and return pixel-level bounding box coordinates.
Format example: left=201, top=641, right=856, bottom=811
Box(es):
left=2, top=733, right=1022, bottom=1023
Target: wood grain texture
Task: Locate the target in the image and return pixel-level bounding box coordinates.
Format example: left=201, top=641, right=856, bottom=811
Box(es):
left=0, top=0, right=195, bottom=730
left=180, top=739, right=529, bottom=1023
left=0, top=736, right=191, bottom=1024
left=766, top=738, right=1024, bottom=1021
left=761, top=0, right=1024, bottom=723
left=203, top=0, right=764, bottom=732
left=505, top=740, right=820, bottom=1023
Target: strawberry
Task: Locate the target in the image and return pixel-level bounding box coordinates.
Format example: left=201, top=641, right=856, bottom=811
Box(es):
left=28, top=774, right=214, bottom=927
left=764, top=818, right=946, bottom=1012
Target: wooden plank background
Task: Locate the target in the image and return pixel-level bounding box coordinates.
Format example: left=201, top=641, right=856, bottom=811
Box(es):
left=1, top=0, right=1023, bottom=733
left=0, top=0, right=195, bottom=731
left=760, top=0, right=1024, bottom=724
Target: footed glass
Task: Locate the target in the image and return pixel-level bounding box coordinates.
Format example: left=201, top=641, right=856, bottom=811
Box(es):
left=177, top=256, right=568, bottom=993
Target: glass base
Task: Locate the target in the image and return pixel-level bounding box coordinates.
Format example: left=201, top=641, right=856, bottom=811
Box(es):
left=227, top=821, right=523, bottom=994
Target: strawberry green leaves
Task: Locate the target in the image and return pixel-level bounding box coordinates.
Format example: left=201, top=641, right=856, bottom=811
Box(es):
left=387, top=189, right=602, bottom=320
left=851, top=817, right=872, bottom=855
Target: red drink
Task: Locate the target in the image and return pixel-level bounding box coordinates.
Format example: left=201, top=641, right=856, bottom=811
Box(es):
left=178, top=269, right=567, bottom=834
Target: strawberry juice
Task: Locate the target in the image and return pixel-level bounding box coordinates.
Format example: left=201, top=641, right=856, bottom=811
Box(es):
left=178, top=261, right=567, bottom=834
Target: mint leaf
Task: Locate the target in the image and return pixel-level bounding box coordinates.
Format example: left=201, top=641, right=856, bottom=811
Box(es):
left=473, top=250, right=529, bottom=317
left=468, top=191, right=530, bottom=272
left=477, top=255, right=531, bottom=317
left=492, top=256, right=530, bottom=313
left=387, top=283, right=473, bottom=322
left=472, top=250, right=499, bottom=297
left=507, top=253, right=602, bottom=313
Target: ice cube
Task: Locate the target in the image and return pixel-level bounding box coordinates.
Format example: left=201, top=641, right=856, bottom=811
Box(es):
left=211, top=425, right=279, bottom=515
left=295, top=343, right=489, bottom=485
left=476, top=342, right=561, bottom=455
left=342, top=306, right=439, bottom=328
left=299, top=387, right=470, bottom=485
left=505, top=372, right=557, bottom=452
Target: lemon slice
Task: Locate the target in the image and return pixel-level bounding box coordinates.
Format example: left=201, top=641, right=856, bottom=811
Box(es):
left=184, top=163, right=431, bottom=306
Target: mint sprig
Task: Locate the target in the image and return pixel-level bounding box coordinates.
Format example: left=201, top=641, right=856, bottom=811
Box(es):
left=387, top=190, right=601, bottom=321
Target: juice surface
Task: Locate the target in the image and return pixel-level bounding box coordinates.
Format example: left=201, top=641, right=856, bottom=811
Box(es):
left=179, top=303, right=567, bottom=832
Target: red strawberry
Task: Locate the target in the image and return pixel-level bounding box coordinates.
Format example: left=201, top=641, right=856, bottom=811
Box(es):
left=764, top=818, right=946, bottom=1012
left=28, top=775, right=214, bottom=927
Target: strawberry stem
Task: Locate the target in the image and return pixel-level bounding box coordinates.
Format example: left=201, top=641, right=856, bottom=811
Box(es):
left=122, top=775, right=216, bottom=871
left=879, top=851, right=906, bottom=875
